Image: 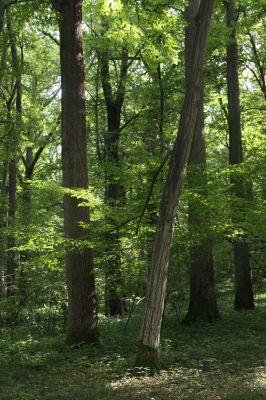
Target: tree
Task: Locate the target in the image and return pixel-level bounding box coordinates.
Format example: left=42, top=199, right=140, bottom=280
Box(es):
left=225, top=0, right=254, bottom=310
left=183, top=94, right=219, bottom=324
left=135, top=0, right=215, bottom=369
left=98, top=40, right=129, bottom=316
left=52, top=0, right=99, bottom=344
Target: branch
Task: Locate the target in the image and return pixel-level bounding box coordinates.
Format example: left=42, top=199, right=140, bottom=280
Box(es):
left=26, top=132, right=53, bottom=178
left=135, top=150, right=171, bottom=235
left=5, top=0, right=41, bottom=8
left=119, top=110, right=142, bottom=132
left=37, top=29, right=60, bottom=46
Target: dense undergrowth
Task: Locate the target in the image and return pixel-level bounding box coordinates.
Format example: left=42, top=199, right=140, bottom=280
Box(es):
left=0, top=291, right=266, bottom=400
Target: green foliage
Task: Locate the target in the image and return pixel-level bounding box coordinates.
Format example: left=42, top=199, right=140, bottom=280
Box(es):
left=0, top=291, right=266, bottom=399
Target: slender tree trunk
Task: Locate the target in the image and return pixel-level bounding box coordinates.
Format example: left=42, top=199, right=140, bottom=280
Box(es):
left=135, top=0, right=215, bottom=369
left=0, top=162, right=8, bottom=298
left=0, top=0, right=5, bottom=34
left=225, top=0, right=254, bottom=310
left=104, top=104, right=124, bottom=316
left=6, top=160, right=16, bottom=297
left=99, top=48, right=128, bottom=316
left=55, top=0, right=99, bottom=344
left=183, top=95, right=219, bottom=324
left=7, top=23, right=22, bottom=302
left=19, top=146, right=32, bottom=305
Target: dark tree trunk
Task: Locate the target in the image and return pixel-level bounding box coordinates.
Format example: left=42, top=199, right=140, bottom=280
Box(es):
left=19, top=146, right=32, bottom=305
left=6, top=160, right=16, bottom=297
left=55, top=0, right=99, bottom=344
left=183, top=96, right=219, bottom=324
left=8, top=24, right=22, bottom=302
left=104, top=103, right=124, bottom=317
left=135, top=0, right=215, bottom=369
left=99, top=47, right=128, bottom=316
left=0, top=0, right=5, bottom=34
left=225, top=0, right=254, bottom=310
left=0, top=162, right=8, bottom=298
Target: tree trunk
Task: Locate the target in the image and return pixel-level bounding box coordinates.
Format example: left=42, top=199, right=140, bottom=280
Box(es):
left=19, top=146, right=32, bottom=305
left=135, top=0, right=215, bottom=369
left=0, top=0, right=5, bottom=34
left=7, top=23, right=22, bottom=302
left=6, top=160, right=16, bottom=297
left=225, top=0, right=254, bottom=310
left=104, top=104, right=124, bottom=316
left=99, top=47, right=128, bottom=316
left=183, top=96, right=219, bottom=324
left=56, top=0, right=99, bottom=344
left=0, top=162, right=8, bottom=298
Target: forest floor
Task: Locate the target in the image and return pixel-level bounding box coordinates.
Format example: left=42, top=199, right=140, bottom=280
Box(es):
left=0, top=292, right=266, bottom=400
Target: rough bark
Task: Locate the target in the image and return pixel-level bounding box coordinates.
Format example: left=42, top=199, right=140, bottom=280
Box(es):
left=135, top=0, right=215, bottom=369
left=183, top=97, right=219, bottom=324
left=225, top=0, right=254, bottom=310
left=55, top=0, right=99, bottom=344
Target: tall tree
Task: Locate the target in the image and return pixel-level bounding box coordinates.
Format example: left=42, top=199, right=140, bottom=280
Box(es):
left=98, top=44, right=129, bottom=316
left=52, top=0, right=99, bottom=344
left=6, top=20, right=21, bottom=298
left=225, top=0, right=254, bottom=310
left=183, top=94, right=219, bottom=324
left=135, top=0, right=215, bottom=369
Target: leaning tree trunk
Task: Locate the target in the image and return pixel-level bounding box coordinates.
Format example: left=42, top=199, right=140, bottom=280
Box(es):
left=183, top=94, right=219, bottom=324
left=54, top=0, right=99, bottom=344
left=225, top=0, right=254, bottom=310
left=135, top=0, right=215, bottom=370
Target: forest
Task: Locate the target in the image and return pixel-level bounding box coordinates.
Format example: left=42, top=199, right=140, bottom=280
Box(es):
left=0, top=0, right=265, bottom=399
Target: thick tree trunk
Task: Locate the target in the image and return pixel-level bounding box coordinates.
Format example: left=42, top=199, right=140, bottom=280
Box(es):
left=135, top=0, right=215, bottom=369
left=226, top=0, right=254, bottom=310
left=183, top=97, right=219, bottom=324
left=56, top=0, right=99, bottom=344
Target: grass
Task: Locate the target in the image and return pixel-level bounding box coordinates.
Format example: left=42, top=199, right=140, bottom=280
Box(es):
left=0, top=292, right=266, bottom=400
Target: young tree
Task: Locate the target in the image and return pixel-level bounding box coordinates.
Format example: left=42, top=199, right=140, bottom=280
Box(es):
left=225, top=0, right=254, bottom=310
left=135, top=0, right=215, bottom=369
left=52, top=0, right=99, bottom=344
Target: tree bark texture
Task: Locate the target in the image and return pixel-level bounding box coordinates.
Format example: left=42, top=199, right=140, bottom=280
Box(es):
left=56, top=0, right=99, bottom=344
left=226, top=0, right=254, bottom=310
left=135, top=0, right=215, bottom=368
